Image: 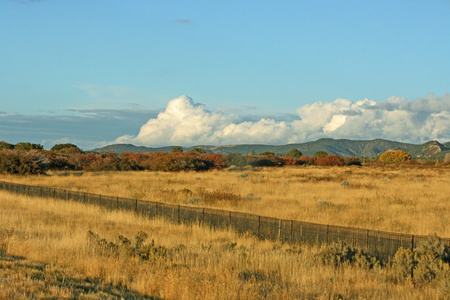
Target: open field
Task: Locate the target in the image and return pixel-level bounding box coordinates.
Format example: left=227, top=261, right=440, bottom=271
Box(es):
left=1, top=190, right=449, bottom=299
left=3, top=164, right=450, bottom=237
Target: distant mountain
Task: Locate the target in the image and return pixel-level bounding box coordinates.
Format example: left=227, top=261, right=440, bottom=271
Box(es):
left=92, top=138, right=450, bottom=159
left=407, top=141, right=449, bottom=159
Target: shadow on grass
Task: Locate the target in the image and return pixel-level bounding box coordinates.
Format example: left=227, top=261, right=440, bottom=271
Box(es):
left=0, top=253, right=161, bottom=299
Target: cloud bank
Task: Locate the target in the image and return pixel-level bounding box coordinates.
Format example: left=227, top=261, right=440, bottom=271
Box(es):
left=115, top=94, right=450, bottom=146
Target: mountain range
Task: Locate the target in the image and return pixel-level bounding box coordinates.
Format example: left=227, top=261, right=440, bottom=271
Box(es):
left=92, top=138, right=450, bottom=159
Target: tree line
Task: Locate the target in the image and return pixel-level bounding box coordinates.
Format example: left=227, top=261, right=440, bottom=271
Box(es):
left=0, top=142, right=417, bottom=175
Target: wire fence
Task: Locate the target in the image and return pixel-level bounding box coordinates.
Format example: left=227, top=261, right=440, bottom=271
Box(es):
left=1, top=180, right=448, bottom=261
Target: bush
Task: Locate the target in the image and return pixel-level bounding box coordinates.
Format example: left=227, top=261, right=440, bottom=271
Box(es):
left=247, top=154, right=285, bottom=167
left=344, top=157, right=362, bottom=166
left=392, top=235, right=450, bottom=284
left=0, top=150, right=45, bottom=175
left=226, top=153, right=248, bottom=167
left=379, top=150, right=412, bottom=163
left=316, top=241, right=378, bottom=269
left=317, top=155, right=345, bottom=166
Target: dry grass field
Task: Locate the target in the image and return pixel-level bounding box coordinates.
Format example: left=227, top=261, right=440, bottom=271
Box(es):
left=3, top=164, right=449, bottom=237
left=1, top=190, right=449, bottom=299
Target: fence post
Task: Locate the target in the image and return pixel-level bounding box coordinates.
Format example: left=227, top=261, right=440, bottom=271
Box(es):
left=178, top=205, right=181, bottom=224
left=135, top=199, right=138, bottom=211
left=366, top=229, right=370, bottom=252
left=278, top=219, right=282, bottom=240
left=202, top=208, right=205, bottom=223
left=290, top=220, right=293, bottom=241
left=326, top=225, right=329, bottom=246
left=411, top=235, right=415, bottom=251
left=229, top=211, right=232, bottom=225
left=155, top=202, right=158, bottom=216
left=257, top=216, right=261, bottom=238
left=116, top=196, right=119, bottom=209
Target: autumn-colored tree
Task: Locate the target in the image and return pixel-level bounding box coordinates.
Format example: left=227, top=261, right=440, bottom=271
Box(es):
left=298, top=155, right=316, bottom=165
left=0, top=150, right=44, bottom=175
left=316, top=154, right=345, bottom=166
left=379, top=150, right=412, bottom=163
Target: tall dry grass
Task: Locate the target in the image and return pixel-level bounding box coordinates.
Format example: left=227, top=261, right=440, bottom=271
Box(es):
left=3, top=165, right=449, bottom=237
left=0, top=190, right=447, bottom=299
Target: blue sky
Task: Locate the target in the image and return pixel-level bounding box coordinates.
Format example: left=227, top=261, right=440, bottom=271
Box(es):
left=1, top=0, right=449, bottom=149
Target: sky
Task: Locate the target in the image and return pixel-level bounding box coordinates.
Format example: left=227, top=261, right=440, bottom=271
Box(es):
left=1, top=0, right=449, bottom=150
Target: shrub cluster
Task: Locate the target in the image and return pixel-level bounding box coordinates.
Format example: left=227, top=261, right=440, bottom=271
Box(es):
left=87, top=230, right=171, bottom=261
left=391, top=235, right=450, bottom=286
left=316, top=241, right=378, bottom=269
left=0, top=143, right=370, bottom=175
left=0, top=150, right=227, bottom=174
left=379, top=150, right=412, bottom=163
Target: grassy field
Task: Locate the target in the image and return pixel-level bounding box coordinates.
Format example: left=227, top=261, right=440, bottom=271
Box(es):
left=3, top=164, right=449, bottom=237
left=1, top=190, right=449, bottom=299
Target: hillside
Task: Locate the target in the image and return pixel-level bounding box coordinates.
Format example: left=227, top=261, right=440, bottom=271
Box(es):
left=92, top=138, right=449, bottom=158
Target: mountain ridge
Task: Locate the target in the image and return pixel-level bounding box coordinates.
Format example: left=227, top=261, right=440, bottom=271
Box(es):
left=92, top=138, right=449, bottom=159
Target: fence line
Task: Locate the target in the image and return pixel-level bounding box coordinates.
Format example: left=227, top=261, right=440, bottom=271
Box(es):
left=0, top=180, right=448, bottom=260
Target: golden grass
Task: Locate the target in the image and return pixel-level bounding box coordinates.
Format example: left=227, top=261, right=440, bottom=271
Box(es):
left=0, top=190, right=447, bottom=299
left=3, top=165, right=449, bottom=237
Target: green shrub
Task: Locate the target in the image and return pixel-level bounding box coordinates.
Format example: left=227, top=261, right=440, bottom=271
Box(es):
left=87, top=230, right=169, bottom=261
left=391, top=234, right=450, bottom=285
left=316, top=241, right=378, bottom=269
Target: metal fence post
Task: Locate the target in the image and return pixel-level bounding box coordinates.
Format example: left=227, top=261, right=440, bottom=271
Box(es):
left=366, top=229, right=370, bottom=252
left=290, top=220, right=293, bottom=241
left=257, top=215, right=261, bottom=238
left=202, top=208, right=205, bottom=223
left=116, top=196, right=119, bottom=209
left=411, top=235, right=415, bottom=251
left=326, top=225, right=329, bottom=245
left=278, top=219, right=282, bottom=240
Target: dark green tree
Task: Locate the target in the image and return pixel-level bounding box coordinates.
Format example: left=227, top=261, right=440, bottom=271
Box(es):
left=286, top=148, right=302, bottom=158
left=14, top=142, right=43, bottom=151
left=226, top=153, right=248, bottom=167
left=190, top=147, right=206, bottom=154
left=313, top=151, right=328, bottom=158
left=259, top=151, right=275, bottom=156
left=170, top=146, right=184, bottom=153
left=0, top=141, right=14, bottom=150
left=51, top=143, right=82, bottom=153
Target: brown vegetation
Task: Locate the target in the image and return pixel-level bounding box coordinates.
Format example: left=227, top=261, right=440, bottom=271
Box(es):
left=1, top=191, right=449, bottom=299
left=3, top=164, right=450, bottom=237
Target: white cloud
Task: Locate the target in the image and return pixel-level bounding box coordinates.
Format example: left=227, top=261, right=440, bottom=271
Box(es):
left=115, top=93, right=450, bottom=146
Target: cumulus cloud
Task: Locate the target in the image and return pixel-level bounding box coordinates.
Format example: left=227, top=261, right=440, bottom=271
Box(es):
left=115, top=94, right=450, bottom=146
